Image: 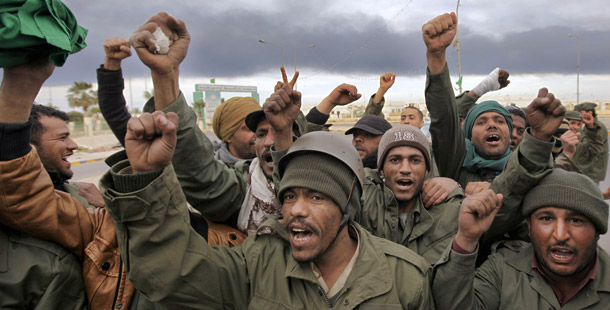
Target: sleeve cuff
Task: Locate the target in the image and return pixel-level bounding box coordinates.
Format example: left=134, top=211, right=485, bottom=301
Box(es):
left=306, top=106, right=330, bottom=125
left=517, top=130, right=554, bottom=171
left=0, top=119, right=32, bottom=161
left=452, top=238, right=477, bottom=254
left=110, top=159, right=163, bottom=193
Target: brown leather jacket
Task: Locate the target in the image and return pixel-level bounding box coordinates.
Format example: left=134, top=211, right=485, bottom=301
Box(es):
left=0, top=150, right=245, bottom=309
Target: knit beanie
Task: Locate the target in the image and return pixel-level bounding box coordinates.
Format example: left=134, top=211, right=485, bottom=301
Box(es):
left=463, top=101, right=513, bottom=140
left=377, top=124, right=431, bottom=171
left=523, top=169, right=608, bottom=234
left=212, top=97, right=260, bottom=142
left=278, top=153, right=359, bottom=214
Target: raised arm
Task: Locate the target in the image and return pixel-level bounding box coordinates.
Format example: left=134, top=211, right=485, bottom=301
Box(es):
left=364, top=72, right=395, bottom=117
left=129, top=13, right=247, bottom=222
left=103, top=108, right=252, bottom=308
left=97, top=36, right=132, bottom=146
left=0, top=59, right=101, bottom=261
left=422, top=12, right=465, bottom=180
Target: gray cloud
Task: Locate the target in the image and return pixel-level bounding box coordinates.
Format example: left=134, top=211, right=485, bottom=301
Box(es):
left=46, top=1, right=609, bottom=85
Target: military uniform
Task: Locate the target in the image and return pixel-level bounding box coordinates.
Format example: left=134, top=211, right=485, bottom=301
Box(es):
left=101, top=162, right=433, bottom=309
left=433, top=241, right=610, bottom=310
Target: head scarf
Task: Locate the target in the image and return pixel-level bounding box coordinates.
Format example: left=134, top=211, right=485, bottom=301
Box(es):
left=212, top=97, right=260, bottom=142
left=462, top=101, right=513, bottom=172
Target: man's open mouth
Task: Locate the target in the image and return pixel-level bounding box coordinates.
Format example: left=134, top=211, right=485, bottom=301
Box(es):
left=396, top=178, right=414, bottom=191
left=550, top=246, right=575, bottom=263
left=290, top=225, right=314, bottom=246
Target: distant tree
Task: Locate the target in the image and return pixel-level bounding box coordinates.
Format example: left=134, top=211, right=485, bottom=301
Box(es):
left=67, top=111, right=84, bottom=123
left=130, top=107, right=142, bottom=116
left=192, top=99, right=205, bottom=120
left=88, top=106, right=101, bottom=117
left=67, top=82, right=98, bottom=115
left=143, top=89, right=154, bottom=100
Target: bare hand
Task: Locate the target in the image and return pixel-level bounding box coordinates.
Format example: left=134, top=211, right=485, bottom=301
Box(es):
left=323, top=84, right=361, bottom=106
left=422, top=177, right=459, bottom=208
left=465, top=181, right=491, bottom=196
left=422, top=12, right=457, bottom=56
left=560, top=130, right=580, bottom=158
left=581, top=112, right=595, bottom=129
left=0, top=56, right=55, bottom=122
left=125, top=111, right=178, bottom=173
left=455, top=189, right=503, bottom=252
left=526, top=88, right=566, bottom=142
left=130, top=12, right=189, bottom=75
left=273, top=66, right=299, bottom=91
left=73, top=182, right=105, bottom=207
left=498, top=69, right=510, bottom=89
left=264, top=84, right=302, bottom=132
left=379, top=72, right=396, bottom=91
left=104, top=37, right=132, bottom=61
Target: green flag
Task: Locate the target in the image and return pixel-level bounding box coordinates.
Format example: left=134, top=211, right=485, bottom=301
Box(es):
left=455, top=76, right=463, bottom=86
left=210, top=78, right=215, bottom=83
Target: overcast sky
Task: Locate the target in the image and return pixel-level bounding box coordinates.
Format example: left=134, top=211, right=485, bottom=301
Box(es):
left=34, top=0, right=610, bottom=111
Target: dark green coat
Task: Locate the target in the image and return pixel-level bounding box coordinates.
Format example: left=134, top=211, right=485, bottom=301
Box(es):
left=433, top=240, right=610, bottom=309
left=0, top=226, right=86, bottom=309
left=101, top=162, right=433, bottom=309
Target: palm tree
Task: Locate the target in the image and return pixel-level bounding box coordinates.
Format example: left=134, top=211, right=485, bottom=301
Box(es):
left=67, top=82, right=98, bottom=115
left=192, top=99, right=205, bottom=120
left=143, top=89, right=154, bottom=100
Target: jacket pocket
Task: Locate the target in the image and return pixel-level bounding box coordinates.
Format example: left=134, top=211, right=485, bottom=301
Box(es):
left=249, top=294, right=303, bottom=310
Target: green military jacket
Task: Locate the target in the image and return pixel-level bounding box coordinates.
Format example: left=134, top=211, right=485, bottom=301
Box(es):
left=271, top=146, right=462, bottom=266
left=143, top=94, right=250, bottom=224
left=571, top=119, right=609, bottom=183
left=0, top=225, right=87, bottom=309
left=363, top=93, right=385, bottom=118
left=142, top=93, right=322, bottom=224
left=359, top=168, right=462, bottom=265
left=425, top=65, right=501, bottom=187
left=101, top=161, right=433, bottom=309
left=433, top=240, right=610, bottom=309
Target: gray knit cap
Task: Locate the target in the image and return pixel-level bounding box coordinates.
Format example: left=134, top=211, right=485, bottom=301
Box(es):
left=278, top=153, right=360, bottom=214
left=522, top=169, right=608, bottom=234
left=377, top=124, right=431, bottom=171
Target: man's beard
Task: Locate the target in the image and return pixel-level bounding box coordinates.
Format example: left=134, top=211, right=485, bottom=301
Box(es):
left=362, top=150, right=378, bottom=169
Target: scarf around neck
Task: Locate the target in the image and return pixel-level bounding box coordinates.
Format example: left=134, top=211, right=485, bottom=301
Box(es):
left=237, top=157, right=281, bottom=235
left=463, top=140, right=511, bottom=173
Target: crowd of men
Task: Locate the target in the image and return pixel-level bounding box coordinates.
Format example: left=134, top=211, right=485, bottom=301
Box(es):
left=1, top=6, right=609, bottom=310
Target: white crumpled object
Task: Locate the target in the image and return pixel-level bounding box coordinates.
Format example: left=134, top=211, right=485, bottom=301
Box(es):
left=152, top=27, right=170, bottom=54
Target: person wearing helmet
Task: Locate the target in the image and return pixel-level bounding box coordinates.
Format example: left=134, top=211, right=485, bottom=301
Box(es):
left=101, top=110, right=433, bottom=309
left=266, top=66, right=565, bottom=267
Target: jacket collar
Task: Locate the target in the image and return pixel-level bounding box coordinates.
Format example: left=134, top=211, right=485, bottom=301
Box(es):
left=258, top=220, right=393, bottom=302
left=506, top=243, right=610, bottom=307
left=47, top=170, right=67, bottom=191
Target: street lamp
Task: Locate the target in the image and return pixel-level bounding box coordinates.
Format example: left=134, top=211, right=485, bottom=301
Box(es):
left=258, top=39, right=284, bottom=68
left=568, top=34, right=580, bottom=104
left=294, top=44, right=315, bottom=73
